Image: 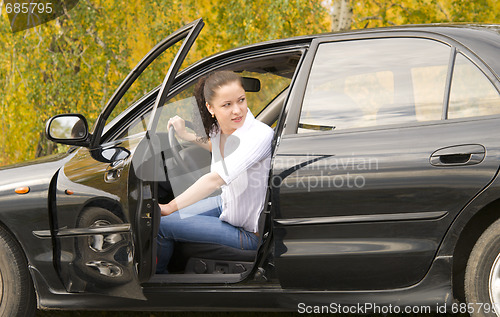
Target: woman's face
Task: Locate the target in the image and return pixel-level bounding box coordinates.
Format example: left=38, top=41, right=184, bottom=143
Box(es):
left=207, top=81, right=247, bottom=135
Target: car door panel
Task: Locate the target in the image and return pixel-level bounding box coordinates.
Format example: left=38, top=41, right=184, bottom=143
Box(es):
left=54, top=135, right=146, bottom=298
left=272, top=34, right=500, bottom=290
left=51, top=19, right=204, bottom=299
left=273, top=118, right=500, bottom=290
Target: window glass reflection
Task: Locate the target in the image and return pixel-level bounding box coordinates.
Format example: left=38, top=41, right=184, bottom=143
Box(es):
left=448, top=53, right=500, bottom=119
left=50, top=116, right=86, bottom=139
left=299, top=38, right=450, bottom=133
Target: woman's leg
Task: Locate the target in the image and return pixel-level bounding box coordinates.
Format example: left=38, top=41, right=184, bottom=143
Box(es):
left=156, top=196, right=222, bottom=273
left=156, top=196, right=258, bottom=273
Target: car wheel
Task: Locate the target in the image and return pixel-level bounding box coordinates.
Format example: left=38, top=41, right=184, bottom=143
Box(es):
left=465, top=218, right=500, bottom=317
left=0, top=227, right=36, bottom=317
left=74, top=207, right=133, bottom=286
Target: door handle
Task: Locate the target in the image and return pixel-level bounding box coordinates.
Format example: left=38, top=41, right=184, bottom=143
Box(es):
left=105, top=159, right=125, bottom=182
left=430, top=144, right=485, bottom=167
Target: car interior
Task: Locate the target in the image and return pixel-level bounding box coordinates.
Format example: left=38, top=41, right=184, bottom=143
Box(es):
left=143, top=50, right=303, bottom=281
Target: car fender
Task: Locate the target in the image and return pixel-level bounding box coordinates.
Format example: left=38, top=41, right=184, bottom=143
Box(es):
left=0, top=152, right=74, bottom=294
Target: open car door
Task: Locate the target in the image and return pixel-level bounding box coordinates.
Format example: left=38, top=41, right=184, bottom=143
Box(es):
left=50, top=19, right=204, bottom=299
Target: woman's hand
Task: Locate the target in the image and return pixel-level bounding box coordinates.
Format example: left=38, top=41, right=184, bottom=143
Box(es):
left=167, top=115, right=189, bottom=140
left=159, top=201, right=178, bottom=216
left=167, top=115, right=212, bottom=151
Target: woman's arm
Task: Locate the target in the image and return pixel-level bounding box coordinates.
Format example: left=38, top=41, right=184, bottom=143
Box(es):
left=168, top=116, right=211, bottom=151
left=178, top=131, right=212, bottom=152
left=159, top=171, right=225, bottom=216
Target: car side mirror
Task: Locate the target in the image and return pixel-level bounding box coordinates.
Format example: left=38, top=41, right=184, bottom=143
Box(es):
left=46, top=114, right=90, bottom=147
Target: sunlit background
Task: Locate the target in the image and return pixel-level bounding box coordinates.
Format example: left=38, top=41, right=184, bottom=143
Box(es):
left=0, top=0, right=498, bottom=167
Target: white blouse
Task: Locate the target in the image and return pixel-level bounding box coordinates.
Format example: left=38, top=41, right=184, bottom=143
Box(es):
left=210, top=108, right=273, bottom=233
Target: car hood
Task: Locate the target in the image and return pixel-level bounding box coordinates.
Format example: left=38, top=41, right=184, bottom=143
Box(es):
left=0, top=152, right=73, bottom=191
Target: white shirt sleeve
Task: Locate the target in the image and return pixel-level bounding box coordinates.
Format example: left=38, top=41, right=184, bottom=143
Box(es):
left=212, top=122, right=273, bottom=185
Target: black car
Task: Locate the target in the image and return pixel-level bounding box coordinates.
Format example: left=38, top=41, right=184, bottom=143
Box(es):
left=1, top=19, right=500, bottom=316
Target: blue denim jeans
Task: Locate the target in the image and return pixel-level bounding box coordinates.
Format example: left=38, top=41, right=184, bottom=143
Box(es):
left=156, top=195, right=259, bottom=274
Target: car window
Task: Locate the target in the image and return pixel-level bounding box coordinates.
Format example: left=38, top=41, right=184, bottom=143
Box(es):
left=104, top=41, right=183, bottom=132
left=115, top=85, right=194, bottom=140
left=239, top=71, right=291, bottom=117
left=448, top=53, right=500, bottom=119
left=155, top=71, right=290, bottom=136
left=298, top=38, right=450, bottom=133
left=115, top=66, right=294, bottom=140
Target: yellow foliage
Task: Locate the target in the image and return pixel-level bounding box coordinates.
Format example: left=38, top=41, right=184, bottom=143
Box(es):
left=0, top=0, right=498, bottom=166
left=351, top=0, right=499, bottom=29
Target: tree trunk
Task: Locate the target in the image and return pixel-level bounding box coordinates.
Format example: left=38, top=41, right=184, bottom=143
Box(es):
left=331, top=0, right=353, bottom=32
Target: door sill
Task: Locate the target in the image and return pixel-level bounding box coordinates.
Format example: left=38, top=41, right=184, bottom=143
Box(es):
left=147, top=272, right=249, bottom=284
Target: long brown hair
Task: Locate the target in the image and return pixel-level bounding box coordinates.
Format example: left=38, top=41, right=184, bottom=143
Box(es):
left=194, top=71, right=244, bottom=141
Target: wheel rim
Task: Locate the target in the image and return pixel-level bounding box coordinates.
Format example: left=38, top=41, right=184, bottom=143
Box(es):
left=489, top=252, right=500, bottom=317
left=88, top=220, right=123, bottom=252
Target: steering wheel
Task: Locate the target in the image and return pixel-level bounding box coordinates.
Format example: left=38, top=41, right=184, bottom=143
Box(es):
left=168, top=120, right=196, bottom=179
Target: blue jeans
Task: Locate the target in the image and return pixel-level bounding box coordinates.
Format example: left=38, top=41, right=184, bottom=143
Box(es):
left=156, top=195, right=259, bottom=274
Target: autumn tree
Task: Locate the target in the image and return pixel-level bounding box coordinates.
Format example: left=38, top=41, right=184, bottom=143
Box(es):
left=351, top=0, right=500, bottom=29
left=0, top=0, right=331, bottom=166
left=1, top=0, right=498, bottom=166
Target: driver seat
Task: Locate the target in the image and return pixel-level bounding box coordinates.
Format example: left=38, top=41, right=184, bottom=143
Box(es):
left=174, top=209, right=267, bottom=274
left=179, top=242, right=257, bottom=274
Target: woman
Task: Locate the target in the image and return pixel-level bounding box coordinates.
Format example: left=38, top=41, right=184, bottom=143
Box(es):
left=156, top=71, right=274, bottom=274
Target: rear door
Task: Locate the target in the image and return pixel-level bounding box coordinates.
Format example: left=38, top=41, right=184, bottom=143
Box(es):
left=272, top=34, right=500, bottom=290
left=51, top=19, right=204, bottom=299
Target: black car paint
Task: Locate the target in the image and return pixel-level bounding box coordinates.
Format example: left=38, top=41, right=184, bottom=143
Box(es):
left=0, top=23, right=498, bottom=310
left=272, top=26, right=500, bottom=293
left=51, top=135, right=147, bottom=299
left=0, top=153, right=73, bottom=293
left=273, top=117, right=500, bottom=290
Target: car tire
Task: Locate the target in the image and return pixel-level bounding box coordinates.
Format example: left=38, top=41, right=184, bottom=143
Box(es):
left=0, top=226, right=36, bottom=317
left=73, top=207, right=133, bottom=286
left=465, top=218, right=500, bottom=317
